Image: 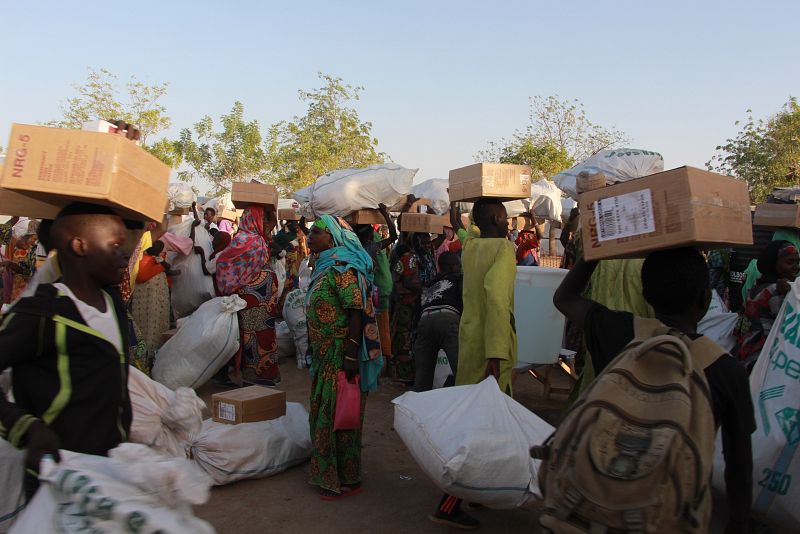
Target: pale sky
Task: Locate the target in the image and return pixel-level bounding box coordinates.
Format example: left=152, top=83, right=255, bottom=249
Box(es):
left=1, top=0, right=798, bottom=193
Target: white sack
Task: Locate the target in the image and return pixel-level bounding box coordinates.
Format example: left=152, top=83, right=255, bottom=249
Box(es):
left=560, top=197, right=577, bottom=221
left=283, top=289, right=310, bottom=369
left=698, top=291, right=738, bottom=352
left=202, top=193, right=234, bottom=215
left=189, top=402, right=312, bottom=486
left=276, top=321, right=296, bottom=360
left=127, top=367, right=205, bottom=458
left=529, top=179, right=563, bottom=221
left=392, top=377, right=553, bottom=509
left=10, top=444, right=215, bottom=534
left=0, top=438, right=25, bottom=533
left=503, top=199, right=531, bottom=217
left=271, top=258, right=286, bottom=300
left=432, top=350, right=453, bottom=389
left=411, top=179, right=450, bottom=216
left=294, top=164, right=417, bottom=218
left=167, top=183, right=196, bottom=211
left=168, top=220, right=215, bottom=318
left=552, top=148, right=664, bottom=199
left=153, top=296, right=246, bottom=390
left=712, top=283, right=800, bottom=530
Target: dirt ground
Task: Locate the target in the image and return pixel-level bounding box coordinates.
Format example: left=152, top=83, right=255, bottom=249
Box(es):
left=193, top=360, right=570, bottom=534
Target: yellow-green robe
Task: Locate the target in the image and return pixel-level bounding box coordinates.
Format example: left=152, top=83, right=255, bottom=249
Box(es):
left=456, top=237, right=517, bottom=394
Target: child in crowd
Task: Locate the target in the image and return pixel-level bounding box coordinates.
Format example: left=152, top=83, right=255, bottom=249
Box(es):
left=203, top=207, right=219, bottom=235
left=735, top=240, right=799, bottom=367
left=412, top=252, right=462, bottom=392
left=553, top=249, right=755, bottom=534
left=0, top=203, right=133, bottom=497
left=430, top=198, right=517, bottom=530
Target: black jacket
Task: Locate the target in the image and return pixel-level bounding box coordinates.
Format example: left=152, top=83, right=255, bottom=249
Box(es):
left=0, top=283, right=131, bottom=455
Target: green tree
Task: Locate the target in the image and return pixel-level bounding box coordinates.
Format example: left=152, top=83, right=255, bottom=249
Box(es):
left=707, top=97, right=800, bottom=203
left=265, top=73, right=386, bottom=193
left=477, top=95, right=629, bottom=177
left=175, top=101, right=268, bottom=194
left=50, top=67, right=171, bottom=146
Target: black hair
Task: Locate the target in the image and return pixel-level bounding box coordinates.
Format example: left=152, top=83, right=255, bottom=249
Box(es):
left=205, top=207, right=216, bottom=216
left=757, top=240, right=793, bottom=283
left=438, top=251, right=461, bottom=272
left=145, top=240, right=165, bottom=256
left=641, top=247, right=709, bottom=315
left=472, top=198, right=504, bottom=230
left=37, top=219, right=54, bottom=253
left=54, top=202, right=142, bottom=230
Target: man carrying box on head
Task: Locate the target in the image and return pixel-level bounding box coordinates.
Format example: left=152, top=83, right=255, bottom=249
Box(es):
left=548, top=249, right=754, bottom=533
left=0, top=202, right=134, bottom=498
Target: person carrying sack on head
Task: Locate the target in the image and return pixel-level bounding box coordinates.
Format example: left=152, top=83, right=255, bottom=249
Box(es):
left=543, top=248, right=755, bottom=534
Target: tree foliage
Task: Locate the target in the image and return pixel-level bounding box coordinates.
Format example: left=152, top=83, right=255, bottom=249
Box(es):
left=174, top=101, right=268, bottom=195
left=477, top=95, right=629, bottom=177
left=264, top=73, right=386, bottom=193
left=707, top=97, right=800, bottom=203
left=50, top=68, right=171, bottom=146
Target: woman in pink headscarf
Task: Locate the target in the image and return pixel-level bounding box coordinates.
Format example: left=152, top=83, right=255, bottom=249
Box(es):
left=215, top=205, right=281, bottom=386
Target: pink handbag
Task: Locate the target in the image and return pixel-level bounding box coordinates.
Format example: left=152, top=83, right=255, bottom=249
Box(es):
left=333, top=371, right=361, bottom=431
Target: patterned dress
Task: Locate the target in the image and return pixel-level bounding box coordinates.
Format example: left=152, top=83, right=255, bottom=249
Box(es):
left=236, top=268, right=281, bottom=384
left=735, top=282, right=785, bottom=366
left=391, top=252, right=421, bottom=381
left=307, top=268, right=370, bottom=493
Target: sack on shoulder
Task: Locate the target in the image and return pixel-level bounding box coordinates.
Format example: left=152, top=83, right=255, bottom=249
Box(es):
left=533, top=318, right=723, bottom=533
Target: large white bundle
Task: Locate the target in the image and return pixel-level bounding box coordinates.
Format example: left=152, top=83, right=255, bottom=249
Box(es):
left=503, top=199, right=531, bottom=217
left=0, top=438, right=24, bottom=533
left=713, top=284, right=800, bottom=531
left=202, top=193, right=234, bottom=215
left=294, top=164, right=417, bottom=217
left=560, top=197, right=577, bottom=221
left=167, top=183, right=196, bottom=211
left=698, top=291, right=738, bottom=352
left=276, top=321, right=296, bottom=360
left=189, top=403, right=312, bottom=486
left=393, top=377, right=553, bottom=509
left=10, top=444, right=215, bottom=534
left=552, top=148, right=664, bottom=199
left=153, top=296, right=246, bottom=390
left=168, top=220, right=215, bottom=318
left=529, top=179, right=563, bottom=221
left=127, top=367, right=205, bottom=458
left=284, top=258, right=311, bottom=369
left=411, top=179, right=449, bottom=216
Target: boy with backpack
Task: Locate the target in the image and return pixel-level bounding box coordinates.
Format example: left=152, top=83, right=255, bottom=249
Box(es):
left=0, top=202, right=134, bottom=497
left=546, top=249, right=754, bottom=533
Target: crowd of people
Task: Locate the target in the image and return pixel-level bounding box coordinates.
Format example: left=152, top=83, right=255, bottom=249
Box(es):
left=0, top=136, right=797, bottom=531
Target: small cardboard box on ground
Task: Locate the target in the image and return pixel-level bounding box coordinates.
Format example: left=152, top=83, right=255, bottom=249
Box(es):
left=579, top=166, right=752, bottom=261
left=1, top=124, right=170, bottom=221
left=231, top=182, right=278, bottom=210
left=753, top=203, right=800, bottom=228
left=448, top=163, right=531, bottom=202
left=212, top=386, right=286, bottom=425
left=345, top=209, right=386, bottom=225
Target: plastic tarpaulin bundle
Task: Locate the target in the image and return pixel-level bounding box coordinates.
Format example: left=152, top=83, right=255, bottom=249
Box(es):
left=168, top=219, right=215, bottom=319
left=411, top=179, right=449, bottom=216
left=530, top=179, right=563, bottom=221
left=713, top=283, right=800, bottom=531
left=153, top=296, right=246, bottom=390
left=294, top=164, right=417, bottom=218
left=127, top=367, right=205, bottom=458
left=0, top=438, right=25, bottom=533
left=9, top=443, right=215, bottom=534
left=188, top=402, right=312, bottom=486
left=698, top=291, right=738, bottom=352
left=167, top=183, right=196, bottom=211
left=276, top=321, right=296, bottom=360
left=393, top=377, right=553, bottom=509
left=552, top=148, right=664, bottom=199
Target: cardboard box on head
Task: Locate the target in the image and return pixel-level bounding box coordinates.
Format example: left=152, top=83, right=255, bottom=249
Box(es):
left=753, top=203, right=800, bottom=229
left=579, top=166, right=753, bottom=260
left=345, top=209, right=386, bottom=225
left=399, top=198, right=449, bottom=233
left=231, top=182, right=278, bottom=210
left=1, top=123, right=169, bottom=222
left=449, top=163, right=531, bottom=202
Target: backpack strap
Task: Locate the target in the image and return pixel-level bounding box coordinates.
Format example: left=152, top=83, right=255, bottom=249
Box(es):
left=633, top=317, right=725, bottom=371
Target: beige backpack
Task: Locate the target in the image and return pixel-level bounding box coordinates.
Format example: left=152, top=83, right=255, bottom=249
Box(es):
left=534, top=318, right=723, bottom=534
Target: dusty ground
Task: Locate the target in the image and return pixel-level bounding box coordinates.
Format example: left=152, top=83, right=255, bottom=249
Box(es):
left=193, top=360, right=570, bottom=534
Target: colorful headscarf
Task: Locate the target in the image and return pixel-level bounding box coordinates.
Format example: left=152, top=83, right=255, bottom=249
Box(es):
left=309, top=215, right=382, bottom=392
left=214, top=206, right=270, bottom=295
left=757, top=240, right=798, bottom=283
